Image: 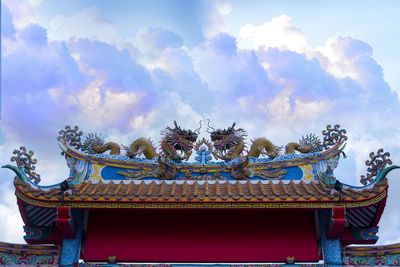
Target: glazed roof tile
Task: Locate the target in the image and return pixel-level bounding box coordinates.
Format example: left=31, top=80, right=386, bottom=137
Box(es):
left=14, top=178, right=387, bottom=204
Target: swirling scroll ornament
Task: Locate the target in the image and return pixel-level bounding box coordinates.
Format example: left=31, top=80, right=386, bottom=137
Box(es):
left=57, top=125, right=83, bottom=150
left=10, top=147, right=41, bottom=184
left=360, top=148, right=392, bottom=185
left=322, top=124, right=347, bottom=150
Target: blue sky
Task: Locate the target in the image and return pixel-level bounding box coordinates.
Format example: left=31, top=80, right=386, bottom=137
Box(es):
left=1, top=0, right=400, bottom=246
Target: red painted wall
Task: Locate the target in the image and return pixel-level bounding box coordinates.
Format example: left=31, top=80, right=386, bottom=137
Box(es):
left=83, top=208, right=319, bottom=263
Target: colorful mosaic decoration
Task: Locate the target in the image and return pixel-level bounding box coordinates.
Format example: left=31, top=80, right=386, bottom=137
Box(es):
left=343, top=254, right=400, bottom=265
left=0, top=252, right=58, bottom=265
left=299, top=164, right=314, bottom=180
left=0, top=242, right=59, bottom=266
left=80, top=264, right=323, bottom=267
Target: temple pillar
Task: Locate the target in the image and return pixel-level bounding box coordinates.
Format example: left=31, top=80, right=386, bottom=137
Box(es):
left=59, top=210, right=83, bottom=267
left=319, top=210, right=343, bottom=267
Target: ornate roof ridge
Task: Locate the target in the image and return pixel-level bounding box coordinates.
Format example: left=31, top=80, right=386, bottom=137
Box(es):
left=14, top=176, right=388, bottom=208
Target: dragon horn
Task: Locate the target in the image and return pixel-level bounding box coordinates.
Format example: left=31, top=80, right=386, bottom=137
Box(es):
left=207, top=119, right=215, bottom=133
left=173, top=120, right=181, bottom=130
left=195, top=120, right=202, bottom=134
left=228, top=122, right=236, bottom=131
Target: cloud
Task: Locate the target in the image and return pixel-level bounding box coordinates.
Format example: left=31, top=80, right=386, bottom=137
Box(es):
left=44, top=1, right=232, bottom=49
left=70, top=77, right=147, bottom=132
left=315, top=37, right=397, bottom=105
left=148, top=47, right=212, bottom=113
left=2, top=0, right=38, bottom=29
left=201, top=0, right=232, bottom=39
left=48, top=6, right=119, bottom=44
left=191, top=33, right=278, bottom=114
left=0, top=182, right=24, bottom=243
left=2, top=21, right=88, bottom=147
left=238, top=14, right=308, bottom=53
left=68, top=39, right=153, bottom=93
left=135, top=27, right=183, bottom=59
left=19, top=23, right=47, bottom=46
left=258, top=48, right=342, bottom=101
left=1, top=5, right=16, bottom=39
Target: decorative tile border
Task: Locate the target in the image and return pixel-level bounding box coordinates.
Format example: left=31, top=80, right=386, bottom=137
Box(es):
left=343, top=254, right=400, bottom=266
left=0, top=252, right=58, bottom=265
left=80, top=264, right=323, bottom=267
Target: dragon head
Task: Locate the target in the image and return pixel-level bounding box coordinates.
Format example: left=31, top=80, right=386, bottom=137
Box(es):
left=361, top=226, right=379, bottom=240
left=161, top=121, right=200, bottom=159
left=209, top=122, right=247, bottom=154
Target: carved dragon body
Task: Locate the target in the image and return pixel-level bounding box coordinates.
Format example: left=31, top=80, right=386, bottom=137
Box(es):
left=209, top=122, right=322, bottom=160
left=83, top=133, right=156, bottom=159
left=285, top=142, right=312, bottom=154
left=82, top=133, right=121, bottom=155
left=248, top=133, right=321, bottom=158
left=81, top=121, right=199, bottom=160
left=248, top=138, right=278, bottom=158
left=126, top=138, right=158, bottom=159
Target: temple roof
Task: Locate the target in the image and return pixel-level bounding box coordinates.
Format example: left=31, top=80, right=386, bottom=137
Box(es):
left=3, top=123, right=398, bottom=222
left=14, top=177, right=388, bottom=209
left=5, top=122, right=398, bottom=249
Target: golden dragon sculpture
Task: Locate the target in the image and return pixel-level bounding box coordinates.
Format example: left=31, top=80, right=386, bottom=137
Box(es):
left=207, top=121, right=321, bottom=160
left=81, top=121, right=201, bottom=161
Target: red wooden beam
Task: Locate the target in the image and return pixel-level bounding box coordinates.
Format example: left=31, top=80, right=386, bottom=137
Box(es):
left=56, top=207, right=75, bottom=238
left=327, top=207, right=346, bottom=239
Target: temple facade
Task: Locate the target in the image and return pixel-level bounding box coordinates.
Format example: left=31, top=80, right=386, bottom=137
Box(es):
left=1, top=122, right=399, bottom=266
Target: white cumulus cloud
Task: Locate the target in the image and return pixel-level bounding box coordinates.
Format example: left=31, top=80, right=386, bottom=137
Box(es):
left=238, top=14, right=308, bottom=53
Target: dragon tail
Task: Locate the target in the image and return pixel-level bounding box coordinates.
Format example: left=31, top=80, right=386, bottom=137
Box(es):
left=376, top=165, right=400, bottom=183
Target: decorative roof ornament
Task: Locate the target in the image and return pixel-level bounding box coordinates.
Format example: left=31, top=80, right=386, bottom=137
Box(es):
left=299, top=134, right=323, bottom=153
left=57, top=125, right=83, bottom=150
left=81, top=133, right=105, bottom=154
left=159, top=120, right=200, bottom=161
left=10, top=146, right=41, bottom=184
left=123, top=138, right=157, bottom=159
left=207, top=120, right=248, bottom=161
left=322, top=124, right=347, bottom=150
left=360, top=148, right=393, bottom=185
left=194, top=138, right=213, bottom=165
left=83, top=132, right=121, bottom=155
